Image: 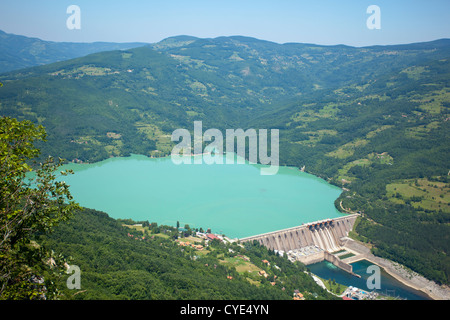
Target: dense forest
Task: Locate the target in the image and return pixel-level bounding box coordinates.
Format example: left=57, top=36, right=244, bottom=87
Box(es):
left=0, top=34, right=449, bottom=289
left=37, top=208, right=336, bottom=300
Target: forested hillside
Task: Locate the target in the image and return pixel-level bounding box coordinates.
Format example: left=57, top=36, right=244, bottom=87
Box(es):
left=1, top=35, right=449, bottom=286
left=263, top=57, right=450, bottom=284
left=38, top=208, right=335, bottom=300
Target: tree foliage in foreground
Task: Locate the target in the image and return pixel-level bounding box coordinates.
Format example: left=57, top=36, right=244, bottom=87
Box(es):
left=0, top=116, right=79, bottom=299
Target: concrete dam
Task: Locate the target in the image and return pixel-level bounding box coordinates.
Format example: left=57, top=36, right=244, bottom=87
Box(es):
left=240, top=214, right=360, bottom=273
left=240, top=214, right=358, bottom=253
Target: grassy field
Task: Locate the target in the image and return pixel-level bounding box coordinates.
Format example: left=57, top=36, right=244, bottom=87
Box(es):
left=218, top=256, right=265, bottom=287
left=326, top=139, right=369, bottom=159
left=386, top=178, right=450, bottom=212
left=317, top=275, right=348, bottom=295
left=220, top=256, right=262, bottom=274
left=135, top=121, right=173, bottom=156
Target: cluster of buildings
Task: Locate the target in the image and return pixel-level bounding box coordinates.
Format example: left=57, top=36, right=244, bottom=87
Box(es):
left=342, top=286, right=379, bottom=300
left=177, top=240, right=204, bottom=251
left=194, top=231, right=236, bottom=244
left=286, top=245, right=324, bottom=263
left=293, top=290, right=305, bottom=300
left=127, top=232, right=146, bottom=241
left=176, top=231, right=235, bottom=250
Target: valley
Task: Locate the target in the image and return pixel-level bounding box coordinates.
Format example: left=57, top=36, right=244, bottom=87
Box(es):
left=1, top=31, right=449, bottom=299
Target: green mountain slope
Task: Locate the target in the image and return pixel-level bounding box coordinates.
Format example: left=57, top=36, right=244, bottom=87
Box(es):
left=259, top=57, right=450, bottom=284
left=38, top=208, right=335, bottom=300
left=1, top=36, right=449, bottom=162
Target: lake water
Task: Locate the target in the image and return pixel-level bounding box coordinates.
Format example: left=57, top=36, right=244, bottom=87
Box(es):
left=307, top=259, right=432, bottom=300
left=60, top=153, right=344, bottom=238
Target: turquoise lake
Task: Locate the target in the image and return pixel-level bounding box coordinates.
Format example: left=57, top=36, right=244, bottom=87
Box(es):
left=60, top=153, right=344, bottom=238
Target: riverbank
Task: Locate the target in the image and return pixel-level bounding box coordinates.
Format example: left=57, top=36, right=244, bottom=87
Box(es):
left=343, top=239, right=450, bottom=300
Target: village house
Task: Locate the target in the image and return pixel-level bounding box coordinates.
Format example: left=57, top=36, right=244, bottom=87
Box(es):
left=206, top=233, right=220, bottom=241
left=293, top=290, right=305, bottom=300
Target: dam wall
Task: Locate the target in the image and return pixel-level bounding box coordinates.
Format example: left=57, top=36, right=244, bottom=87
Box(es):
left=239, top=214, right=359, bottom=253
left=240, top=214, right=359, bottom=275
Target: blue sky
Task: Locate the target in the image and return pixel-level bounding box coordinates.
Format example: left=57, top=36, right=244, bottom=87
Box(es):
left=0, top=0, right=449, bottom=46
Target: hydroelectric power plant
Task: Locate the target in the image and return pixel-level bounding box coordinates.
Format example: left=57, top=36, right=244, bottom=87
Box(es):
left=240, top=214, right=361, bottom=276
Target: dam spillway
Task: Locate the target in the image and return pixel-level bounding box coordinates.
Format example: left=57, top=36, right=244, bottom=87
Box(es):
left=239, top=214, right=358, bottom=253
left=239, top=214, right=360, bottom=275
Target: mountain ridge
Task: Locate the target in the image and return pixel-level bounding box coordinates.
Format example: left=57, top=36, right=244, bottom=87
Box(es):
left=158, top=33, right=450, bottom=48
left=0, top=29, right=148, bottom=73
left=2, top=29, right=450, bottom=74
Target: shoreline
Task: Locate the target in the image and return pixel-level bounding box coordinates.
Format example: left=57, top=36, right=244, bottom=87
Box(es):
left=364, top=256, right=449, bottom=300
left=344, top=239, right=450, bottom=300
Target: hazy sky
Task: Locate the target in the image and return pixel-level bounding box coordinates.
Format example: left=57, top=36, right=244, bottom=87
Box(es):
left=0, top=0, right=449, bottom=46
